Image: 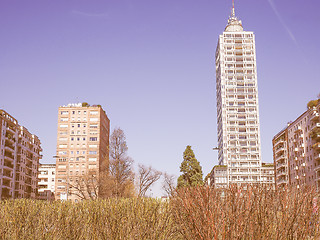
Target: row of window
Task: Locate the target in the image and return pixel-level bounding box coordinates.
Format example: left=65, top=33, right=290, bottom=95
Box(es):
left=61, top=110, right=99, bottom=115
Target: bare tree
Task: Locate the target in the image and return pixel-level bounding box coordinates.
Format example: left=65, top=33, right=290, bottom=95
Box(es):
left=162, top=173, right=176, bottom=197
left=137, top=164, right=162, bottom=198
left=67, top=172, right=99, bottom=200
left=107, top=128, right=135, bottom=197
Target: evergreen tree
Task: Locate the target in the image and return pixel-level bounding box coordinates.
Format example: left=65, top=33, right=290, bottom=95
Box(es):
left=177, top=145, right=203, bottom=188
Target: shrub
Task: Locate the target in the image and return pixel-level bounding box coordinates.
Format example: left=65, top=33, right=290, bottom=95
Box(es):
left=0, top=198, right=178, bottom=240
left=170, top=185, right=320, bottom=240
left=1, top=187, right=320, bottom=239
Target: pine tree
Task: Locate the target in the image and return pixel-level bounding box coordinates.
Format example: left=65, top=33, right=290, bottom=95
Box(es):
left=177, top=145, right=203, bottom=188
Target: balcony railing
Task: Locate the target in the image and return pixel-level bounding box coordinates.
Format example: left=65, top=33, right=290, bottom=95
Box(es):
left=294, top=126, right=302, bottom=133
left=313, top=143, right=320, bottom=151
left=311, top=123, right=320, bottom=131
left=276, top=162, right=287, bottom=169
left=4, top=161, right=14, bottom=169
left=311, top=112, right=319, bottom=122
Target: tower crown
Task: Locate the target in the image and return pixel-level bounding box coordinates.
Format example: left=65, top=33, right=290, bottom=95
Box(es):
left=225, top=0, right=243, bottom=32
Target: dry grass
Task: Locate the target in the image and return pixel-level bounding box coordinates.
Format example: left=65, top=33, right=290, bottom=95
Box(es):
left=1, top=186, right=319, bottom=239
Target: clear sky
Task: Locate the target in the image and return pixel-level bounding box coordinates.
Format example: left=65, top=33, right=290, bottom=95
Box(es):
left=1, top=0, right=319, bottom=196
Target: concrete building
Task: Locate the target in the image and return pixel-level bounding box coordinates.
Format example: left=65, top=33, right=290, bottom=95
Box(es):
left=214, top=2, right=262, bottom=185
left=273, top=100, right=320, bottom=189
left=0, top=109, right=42, bottom=199
left=209, top=165, right=227, bottom=188
left=55, top=103, right=110, bottom=201
left=210, top=162, right=274, bottom=188
left=260, top=163, right=275, bottom=185
left=273, top=128, right=289, bottom=187
left=38, top=163, right=55, bottom=200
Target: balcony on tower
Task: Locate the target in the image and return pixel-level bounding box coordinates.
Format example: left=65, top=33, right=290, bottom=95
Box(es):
left=311, top=112, right=319, bottom=122
left=313, top=143, right=320, bottom=152
left=294, top=126, right=302, bottom=133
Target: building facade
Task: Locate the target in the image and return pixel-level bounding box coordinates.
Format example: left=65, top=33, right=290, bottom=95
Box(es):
left=273, top=101, right=320, bottom=189
left=55, top=103, right=110, bottom=201
left=215, top=3, right=262, bottom=184
left=0, top=110, right=42, bottom=199
left=210, top=162, right=274, bottom=188
left=273, top=128, right=290, bottom=187
left=38, top=163, right=56, bottom=200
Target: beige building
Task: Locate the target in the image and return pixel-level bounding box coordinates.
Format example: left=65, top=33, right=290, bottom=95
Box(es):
left=55, top=103, right=110, bottom=201
left=273, top=100, right=320, bottom=189
left=0, top=110, right=42, bottom=199
left=38, top=163, right=55, bottom=200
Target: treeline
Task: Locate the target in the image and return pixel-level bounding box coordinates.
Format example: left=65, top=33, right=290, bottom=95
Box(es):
left=1, top=186, right=320, bottom=239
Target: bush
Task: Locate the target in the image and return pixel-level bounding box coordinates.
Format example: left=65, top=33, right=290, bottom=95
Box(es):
left=0, top=198, right=178, bottom=240
left=170, top=185, right=320, bottom=239
left=1, top=186, right=320, bottom=239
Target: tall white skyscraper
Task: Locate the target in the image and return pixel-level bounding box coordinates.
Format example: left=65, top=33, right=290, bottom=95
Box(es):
left=215, top=2, right=262, bottom=185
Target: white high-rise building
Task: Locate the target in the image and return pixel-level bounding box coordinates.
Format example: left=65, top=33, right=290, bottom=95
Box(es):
left=215, top=2, right=262, bottom=185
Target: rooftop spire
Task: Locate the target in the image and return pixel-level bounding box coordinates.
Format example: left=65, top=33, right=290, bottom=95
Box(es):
left=232, top=0, right=235, bottom=18
left=224, top=0, right=243, bottom=32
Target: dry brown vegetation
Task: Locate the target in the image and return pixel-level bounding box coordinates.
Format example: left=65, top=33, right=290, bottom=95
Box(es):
left=171, top=185, right=320, bottom=240
left=1, top=186, right=320, bottom=239
left=0, top=198, right=176, bottom=240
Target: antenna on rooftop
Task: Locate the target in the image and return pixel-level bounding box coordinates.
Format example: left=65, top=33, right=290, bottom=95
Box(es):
left=232, top=0, right=235, bottom=17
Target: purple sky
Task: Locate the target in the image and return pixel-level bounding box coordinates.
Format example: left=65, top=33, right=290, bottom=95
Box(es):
left=1, top=0, right=319, bottom=196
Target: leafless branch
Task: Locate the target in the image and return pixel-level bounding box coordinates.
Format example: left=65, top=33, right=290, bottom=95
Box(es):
left=137, top=164, right=162, bottom=198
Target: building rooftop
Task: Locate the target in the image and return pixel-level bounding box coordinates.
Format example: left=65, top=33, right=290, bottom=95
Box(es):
left=224, top=0, right=243, bottom=32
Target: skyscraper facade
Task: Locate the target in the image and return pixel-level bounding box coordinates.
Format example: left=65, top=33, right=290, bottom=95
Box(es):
left=215, top=3, right=262, bottom=185
left=55, top=103, right=110, bottom=201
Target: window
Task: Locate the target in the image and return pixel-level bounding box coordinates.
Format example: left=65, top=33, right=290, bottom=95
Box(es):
left=61, top=111, right=68, bottom=115
left=90, top=111, right=98, bottom=115
left=90, top=137, right=97, bottom=141
left=89, top=151, right=97, bottom=155
left=78, top=124, right=81, bottom=127
left=59, top=124, right=68, bottom=128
